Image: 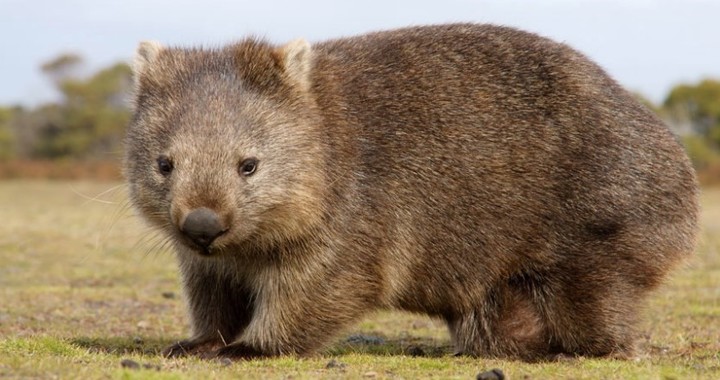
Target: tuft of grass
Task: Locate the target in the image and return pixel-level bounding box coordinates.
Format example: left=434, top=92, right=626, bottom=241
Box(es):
left=0, top=180, right=718, bottom=379
left=1, top=336, right=85, bottom=357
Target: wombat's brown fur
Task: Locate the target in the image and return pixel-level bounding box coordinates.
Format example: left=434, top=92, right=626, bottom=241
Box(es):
left=125, top=23, right=699, bottom=361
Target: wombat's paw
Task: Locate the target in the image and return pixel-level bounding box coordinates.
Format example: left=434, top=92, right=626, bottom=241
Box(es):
left=162, top=339, right=222, bottom=358
left=214, top=342, right=267, bottom=360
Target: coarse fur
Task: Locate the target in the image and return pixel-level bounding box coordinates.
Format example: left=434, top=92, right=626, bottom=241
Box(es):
left=124, top=23, right=699, bottom=361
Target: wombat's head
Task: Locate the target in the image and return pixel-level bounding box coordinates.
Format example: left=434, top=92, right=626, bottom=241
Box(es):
left=125, top=39, right=327, bottom=257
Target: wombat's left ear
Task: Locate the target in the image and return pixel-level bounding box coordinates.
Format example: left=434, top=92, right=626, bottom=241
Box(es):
left=276, top=38, right=312, bottom=91
left=133, top=41, right=164, bottom=80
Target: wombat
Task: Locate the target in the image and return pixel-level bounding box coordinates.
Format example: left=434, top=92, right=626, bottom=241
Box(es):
left=124, top=23, right=699, bottom=361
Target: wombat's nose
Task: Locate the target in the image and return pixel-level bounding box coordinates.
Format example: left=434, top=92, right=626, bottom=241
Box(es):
left=181, top=207, right=226, bottom=249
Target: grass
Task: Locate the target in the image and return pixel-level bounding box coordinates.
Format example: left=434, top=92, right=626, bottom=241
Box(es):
left=0, top=180, right=718, bottom=379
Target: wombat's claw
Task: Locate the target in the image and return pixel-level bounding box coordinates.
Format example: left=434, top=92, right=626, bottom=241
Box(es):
left=162, top=341, right=191, bottom=358
left=162, top=339, right=221, bottom=358
left=214, top=343, right=266, bottom=360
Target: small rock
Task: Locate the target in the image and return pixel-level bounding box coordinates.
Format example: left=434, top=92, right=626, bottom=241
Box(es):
left=136, top=320, right=150, bottom=329
left=132, top=336, right=144, bottom=345
left=411, top=320, right=430, bottom=329
left=363, top=371, right=378, bottom=378
left=476, top=368, right=505, bottom=380
left=406, top=345, right=425, bottom=357
left=552, top=353, right=576, bottom=362
left=219, top=358, right=233, bottom=367
left=120, top=358, right=140, bottom=370
left=161, top=291, right=176, bottom=299
left=142, top=363, right=160, bottom=370
left=325, top=358, right=347, bottom=369
left=649, top=345, right=670, bottom=355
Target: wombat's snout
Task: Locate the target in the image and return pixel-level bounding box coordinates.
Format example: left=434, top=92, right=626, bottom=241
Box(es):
left=181, top=207, right=226, bottom=250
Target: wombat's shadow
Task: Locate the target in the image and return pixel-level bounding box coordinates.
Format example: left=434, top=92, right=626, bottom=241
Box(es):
left=71, top=336, right=168, bottom=356
left=70, top=334, right=452, bottom=358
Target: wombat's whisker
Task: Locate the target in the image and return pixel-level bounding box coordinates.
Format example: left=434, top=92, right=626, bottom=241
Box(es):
left=70, top=183, right=125, bottom=206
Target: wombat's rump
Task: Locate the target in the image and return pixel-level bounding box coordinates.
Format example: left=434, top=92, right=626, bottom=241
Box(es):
left=125, top=23, right=698, bottom=361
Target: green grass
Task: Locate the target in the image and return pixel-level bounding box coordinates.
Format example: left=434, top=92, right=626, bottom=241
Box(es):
left=0, top=180, right=718, bottom=379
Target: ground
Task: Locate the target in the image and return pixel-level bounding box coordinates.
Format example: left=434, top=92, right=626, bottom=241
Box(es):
left=0, top=180, right=718, bottom=379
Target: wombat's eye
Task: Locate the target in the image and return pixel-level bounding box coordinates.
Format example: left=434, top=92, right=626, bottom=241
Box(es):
left=157, top=155, right=173, bottom=176
left=239, top=158, right=258, bottom=177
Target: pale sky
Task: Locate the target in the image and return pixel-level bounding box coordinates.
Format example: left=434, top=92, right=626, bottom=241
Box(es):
left=1, top=0, right=718, bottom=106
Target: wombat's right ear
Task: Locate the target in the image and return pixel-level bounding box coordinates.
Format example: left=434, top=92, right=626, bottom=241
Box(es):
left=276, top=39, right=313, bottom=91
left=133, top=41, right=164, bottom=78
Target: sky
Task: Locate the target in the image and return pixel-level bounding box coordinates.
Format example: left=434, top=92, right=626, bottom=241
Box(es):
left=1, top=0, right=718, bottom=106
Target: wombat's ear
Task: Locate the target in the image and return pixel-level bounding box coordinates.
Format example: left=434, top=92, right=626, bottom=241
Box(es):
left=276, top=38, right=312, bottom=91
left=133, top=41, right=164, bottom=78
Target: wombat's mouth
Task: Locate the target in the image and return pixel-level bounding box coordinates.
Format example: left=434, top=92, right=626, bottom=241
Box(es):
left=173, top=229, right=223, bottom=257
left=188, top=241, right=223, bottom=257
left=195, top=246, right=215, bottom=256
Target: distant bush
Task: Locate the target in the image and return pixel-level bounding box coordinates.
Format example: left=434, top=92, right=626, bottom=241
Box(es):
left=0, top=107, right=16, bottom=159
left=682, top=134, right=720, bottom=169
left=4, top=54, right=131, bottom=161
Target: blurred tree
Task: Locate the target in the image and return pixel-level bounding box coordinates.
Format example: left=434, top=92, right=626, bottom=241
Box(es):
left=41, top=53, right=84, bottom=84
left=663, top=79, right=720, bottom=169
left=0, top=106, right=17, bottom=160
left=663, top=79, right=720, bottom=142
left=681, top=134, right=717, bottom=169
left=50, top=62, right=132, bottom=157
left=9, top=55, right=132, bottom=159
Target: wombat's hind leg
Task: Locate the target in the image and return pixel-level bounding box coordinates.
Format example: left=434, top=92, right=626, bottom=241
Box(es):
left=538, top=263, right=641, bottom=359
left=448, top=284, right=552, bottom=361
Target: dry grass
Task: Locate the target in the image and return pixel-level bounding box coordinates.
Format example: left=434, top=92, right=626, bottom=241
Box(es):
left=0, top=160, right=122, bottom=180
left=0, top=180, right=718, bottom=379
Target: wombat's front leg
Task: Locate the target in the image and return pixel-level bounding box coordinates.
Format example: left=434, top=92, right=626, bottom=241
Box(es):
left=164, top=262, right=254, bottom=358
left=212, top=264, right=378, bottom=359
